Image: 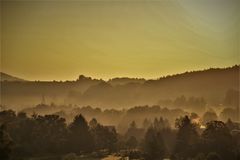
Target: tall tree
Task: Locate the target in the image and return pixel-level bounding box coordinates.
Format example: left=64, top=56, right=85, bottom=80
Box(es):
left=143, top=127, right=166, bottom=160
left=90, top=121, right=117, bottom=151
left=202, top=121, right=235, bottom=159
left=174, top=116, right=199, bottom=159
left=68, top=114, right=94, bottom=153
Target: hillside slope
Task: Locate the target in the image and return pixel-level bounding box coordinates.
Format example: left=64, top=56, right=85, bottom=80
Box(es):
left=1, top=66, right=239, bottom=109
left=79, top=66, right=239, bottom=107
left=0, top=72, right=25, bottom=81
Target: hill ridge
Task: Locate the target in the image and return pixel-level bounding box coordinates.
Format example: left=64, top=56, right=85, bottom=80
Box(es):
left=0, top=72, right=26, bottom=82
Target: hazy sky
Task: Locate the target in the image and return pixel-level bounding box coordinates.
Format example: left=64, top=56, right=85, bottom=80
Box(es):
left=1, top=0, right=239, bottom=81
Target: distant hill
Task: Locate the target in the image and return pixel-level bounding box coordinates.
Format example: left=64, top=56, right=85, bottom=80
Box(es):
left=108, top=77, right=146, bottom=86
left=0, top=65, right=239, bottom=109
left=0, top=72, right=25, bottom=81
left=79, top=65, right=239, bottom=108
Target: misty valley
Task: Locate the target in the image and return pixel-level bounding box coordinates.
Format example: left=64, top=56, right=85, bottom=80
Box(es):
left=0, top=66, right=239, bottom=160
left=1, top=0, right=240, bottom=159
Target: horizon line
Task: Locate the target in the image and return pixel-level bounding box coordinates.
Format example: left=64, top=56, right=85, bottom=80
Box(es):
left=1, top=64, right=239, bottom=82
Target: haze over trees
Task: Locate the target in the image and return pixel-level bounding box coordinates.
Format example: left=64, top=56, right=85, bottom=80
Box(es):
left=0, top=66, right=239, bottom=159
left=1, top=0, right=239, bottom=158
left=1, top=66, right=239, bottom=109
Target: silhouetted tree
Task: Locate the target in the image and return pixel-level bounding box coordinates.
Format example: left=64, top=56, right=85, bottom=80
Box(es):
left=143, top=127, right=166, bottom=160
left=68, top=114, right=94, bottom=153
left=89, top=118, right=98, bottom=129
left=0, top=124, right=13, bottom=160
left=174, top=116, right=199, bottom=159
left=160, top=128, right=176, bottom=156
left=9, top=114, right=68, bottom=155
left=202, top=121, right=235, bottom=159
left=130, top=121, right=137, bottom=129
left=89, top=118, right=117, bottom=151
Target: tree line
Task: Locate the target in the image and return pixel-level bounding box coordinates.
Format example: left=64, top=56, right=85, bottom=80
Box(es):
left=0, top=109, right=239, bottom=160
left=0, top=110, right=117, bottom=159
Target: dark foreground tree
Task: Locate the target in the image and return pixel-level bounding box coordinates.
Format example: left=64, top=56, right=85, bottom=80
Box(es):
left=89, top=118, right=118, bottom=151
left=174, top=116, right=199, bottom=159
left=68, top=114, right=94, bottom=153
left=0, top=124, right=13, bottom=160
left=202, top=121, right=235, bottom=159
left=143, top=127, right=166, bottom=160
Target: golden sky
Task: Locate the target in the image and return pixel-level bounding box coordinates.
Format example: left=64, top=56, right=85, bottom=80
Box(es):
left=1, top=0, right=240, bottom=81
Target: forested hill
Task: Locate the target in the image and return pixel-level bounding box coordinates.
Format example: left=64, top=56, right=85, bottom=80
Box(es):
left=79, top=65, right=239, bottom=107
left=0, top=72, right=25, bottom=82
left=1, top=65, right=239, bottom=109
